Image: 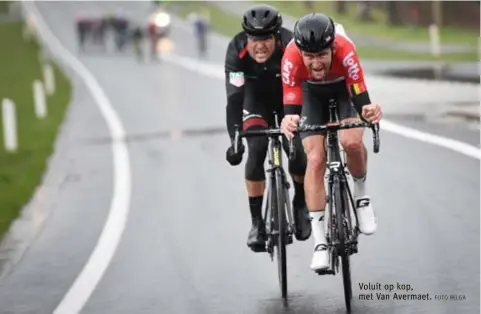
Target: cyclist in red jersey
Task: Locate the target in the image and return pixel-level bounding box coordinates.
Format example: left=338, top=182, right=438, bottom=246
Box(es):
left=280, top=13, right=383, bottom=271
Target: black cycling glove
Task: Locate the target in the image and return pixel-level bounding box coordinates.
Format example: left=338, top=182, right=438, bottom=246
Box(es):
left=226, top=142, right=245, bottom=166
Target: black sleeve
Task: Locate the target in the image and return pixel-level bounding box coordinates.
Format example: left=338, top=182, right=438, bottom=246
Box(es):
left=224, top=37, right=245, bottom=142
left=284, top=105, right=302, bottom=115
left=350, top=89, right=372, bottom=116
left=279, top=27, right=293, bottom=48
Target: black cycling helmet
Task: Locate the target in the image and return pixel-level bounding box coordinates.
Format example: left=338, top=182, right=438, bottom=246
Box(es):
left=294, top=13, right=335, bottom=53
left=241, top=4, right=282, bottom=37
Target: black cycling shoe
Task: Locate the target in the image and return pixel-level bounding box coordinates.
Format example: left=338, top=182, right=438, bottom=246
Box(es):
left=247, top=219, right=267, bottom=252
left=285, top=230, right=294, bottom=245
left=293, top=198, right=312, bottom=241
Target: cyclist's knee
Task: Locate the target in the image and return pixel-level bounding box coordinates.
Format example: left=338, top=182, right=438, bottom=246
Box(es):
left=340, top=129, right=364, bottom=155
left=303, top=135, right=326, bottom=174
left=306, top=152, right=325, bottom=175
left=245, top=135, right=268, bottom=181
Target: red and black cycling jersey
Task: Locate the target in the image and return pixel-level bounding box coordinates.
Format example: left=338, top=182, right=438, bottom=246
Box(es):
left=281, top=30, right=371, bottom=115
left=224, top=27, right=293, bottom=139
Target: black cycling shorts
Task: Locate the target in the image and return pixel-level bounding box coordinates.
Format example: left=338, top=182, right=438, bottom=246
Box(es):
left=241, top=84, right=283, bottom=130
left=299, top=79, right=358, bottom=140
left=240, top=84, right=306, bottom=179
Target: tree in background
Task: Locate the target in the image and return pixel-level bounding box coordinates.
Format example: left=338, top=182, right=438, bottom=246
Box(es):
left=356, top=1, right=373, bottom=21
left=303, top=1, right=314, bottom=11
left=335, top=1, right=347, bottom=15
left=386, top=1, right=402, bottom=26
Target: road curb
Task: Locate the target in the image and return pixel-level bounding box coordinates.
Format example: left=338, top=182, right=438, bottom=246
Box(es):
left=444, top=106, right=480, bottom=121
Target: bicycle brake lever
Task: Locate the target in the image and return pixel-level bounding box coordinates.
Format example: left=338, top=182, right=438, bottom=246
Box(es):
left=289, top=138, right=296, bottom=161
left=372, top=123, right=380, bottom=154
left=233, top=125, right=240, bottom=154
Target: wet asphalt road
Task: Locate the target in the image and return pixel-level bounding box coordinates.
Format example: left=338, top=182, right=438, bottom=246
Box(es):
left=0, top=2, right=479, bottom=314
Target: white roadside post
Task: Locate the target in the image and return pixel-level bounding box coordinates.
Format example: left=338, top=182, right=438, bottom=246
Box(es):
left=429, top=23, right=443, bottom=79
left=430, top=1, right=444, bottom=79
left=2, top=99, right=18, bottom=152
left=33, top=80, right=47, bottom=118
left=429, top=24, right=441, bottom=58
left=43, top=63, right=55, bottom=95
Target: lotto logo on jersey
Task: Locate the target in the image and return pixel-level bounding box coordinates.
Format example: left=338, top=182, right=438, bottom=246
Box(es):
left=229, top=72, right=245, bottom=87
left=282, top=59, right=294, bottom=86
left=342, top=51, right=360, bottom=81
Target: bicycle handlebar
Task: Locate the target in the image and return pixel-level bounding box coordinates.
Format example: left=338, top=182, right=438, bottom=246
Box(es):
left=233, top=127, right=283, bottom=154
left=233, top=121, right=380, bottom=158
left=294, top=121, right=380, bottom=156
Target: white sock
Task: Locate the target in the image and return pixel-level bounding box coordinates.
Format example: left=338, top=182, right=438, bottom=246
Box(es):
left=309, top=211, right=326, bottom=246
left=353, top=175, right=366, bottom=198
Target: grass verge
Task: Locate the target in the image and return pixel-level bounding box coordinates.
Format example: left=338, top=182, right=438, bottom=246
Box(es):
left=0, top=2, right=9, bottom=14
left=0, top=22, right=72, bottom=240
left=173, top=2, right=478, bottom=62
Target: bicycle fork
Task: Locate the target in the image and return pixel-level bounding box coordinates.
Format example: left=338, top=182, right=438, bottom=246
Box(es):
left=325, top=166, right=359, bottom=257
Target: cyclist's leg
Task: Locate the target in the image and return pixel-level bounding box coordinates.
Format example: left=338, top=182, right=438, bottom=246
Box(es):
left=242, top=90, right=269, bottom=251
left=338, top=98, right=366, bottom=180
left=281, top=134, right=305, bottom=198
left=279, top=110, right=306, bottom=200
left=279, top=109, right=310, bottom=241
left=300, top=87, right=330, bottom=270
left=337, top=96, right=377, bottom=235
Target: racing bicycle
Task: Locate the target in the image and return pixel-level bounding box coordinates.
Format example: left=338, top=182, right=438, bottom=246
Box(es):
left=233, top=113, right=296, bottom=302
left=289, top=98, right=380, bottom=313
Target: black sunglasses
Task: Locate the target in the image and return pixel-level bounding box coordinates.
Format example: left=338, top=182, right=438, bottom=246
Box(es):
left=247, top=34, right=274, bottom=41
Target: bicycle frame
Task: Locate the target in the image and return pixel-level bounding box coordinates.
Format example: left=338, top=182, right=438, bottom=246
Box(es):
left=233, top=113, right=296, bottom=300
left=261, top=113, right=294, bottom=256
left=233, top=108, right=379, bottom=304
left=323, top=100, right=359, bottom=259
left=233, top=113, right=295, bottom=255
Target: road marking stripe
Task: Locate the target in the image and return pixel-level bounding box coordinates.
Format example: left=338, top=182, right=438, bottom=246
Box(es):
left=24, top=2, right=132, bottom=313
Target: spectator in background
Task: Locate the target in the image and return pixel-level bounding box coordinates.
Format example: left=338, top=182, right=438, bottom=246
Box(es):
left=110, top=8, right=130, bottom=51
left=75, top=11, right=92, bottom=51
left=187, top=9, right=210, bottom=58
left=131, top=23, right=145, bottom=61
left=91, top=16, right=107, bottom=50
left=75, top=12, right=106, bottom=51
left=147, top=20, right=159, bottom=60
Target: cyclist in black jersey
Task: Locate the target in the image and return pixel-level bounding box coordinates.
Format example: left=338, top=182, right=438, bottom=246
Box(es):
left=224, top=4, right=310, bottom=252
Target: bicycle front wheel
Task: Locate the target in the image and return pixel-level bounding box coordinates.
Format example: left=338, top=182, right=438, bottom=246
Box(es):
left=274, top=168, right=288, bottom=301
left=333, top=177, right=352, bottom=312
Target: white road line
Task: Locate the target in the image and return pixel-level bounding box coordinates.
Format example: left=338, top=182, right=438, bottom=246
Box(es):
left=161, top=52, right=481, bottom=160
left=23, top=2, right=132, bottom=314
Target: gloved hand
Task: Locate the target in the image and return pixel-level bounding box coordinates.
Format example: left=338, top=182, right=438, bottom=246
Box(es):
left=226, top=142, right=245, bottom=166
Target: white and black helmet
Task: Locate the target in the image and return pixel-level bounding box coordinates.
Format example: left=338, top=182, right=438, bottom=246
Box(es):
left=241, top=4, right=283, bottom=37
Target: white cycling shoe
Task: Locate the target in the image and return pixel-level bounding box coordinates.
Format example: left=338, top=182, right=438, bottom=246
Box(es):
left=310, top=244, right=330, bottom=271
left=355, top=196, right=377, bottom=235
